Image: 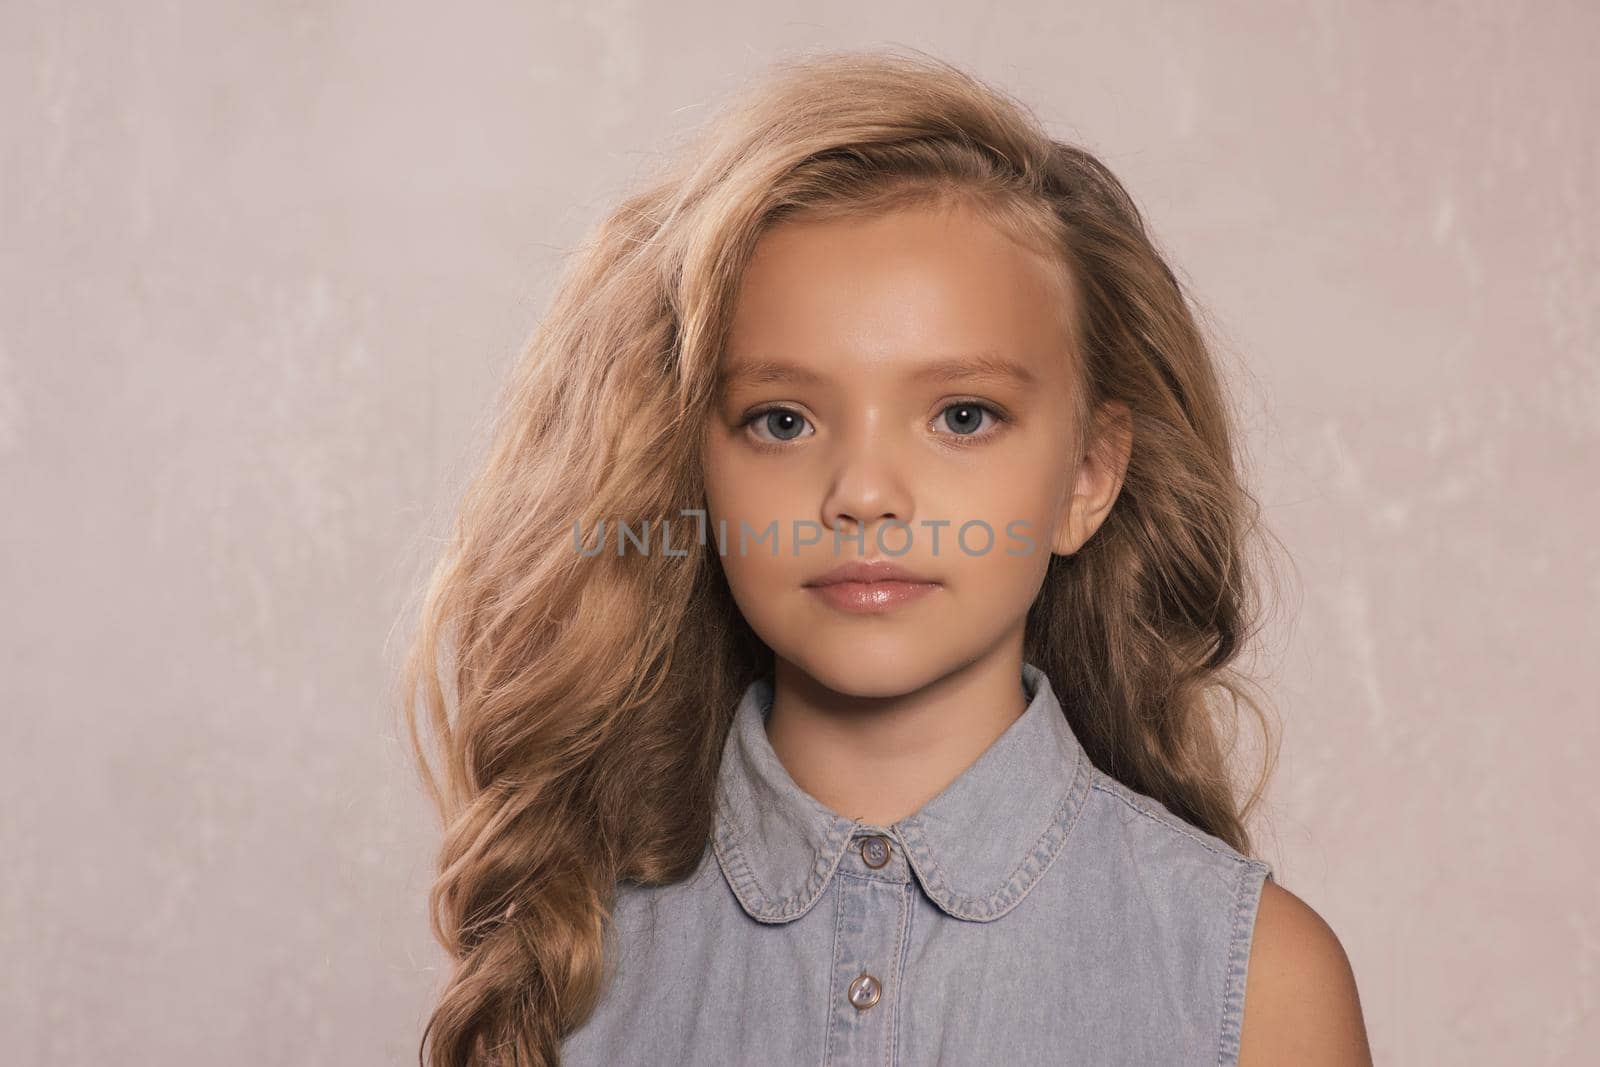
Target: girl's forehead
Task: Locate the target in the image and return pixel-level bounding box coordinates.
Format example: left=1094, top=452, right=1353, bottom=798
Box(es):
left=718, top=350, right=1043, bottom=392
left=727, top=209, right=1076, bottom=377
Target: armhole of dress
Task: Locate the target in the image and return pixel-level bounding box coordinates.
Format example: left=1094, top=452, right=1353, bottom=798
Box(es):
left=1217, top=859, right=1271, bottom=1066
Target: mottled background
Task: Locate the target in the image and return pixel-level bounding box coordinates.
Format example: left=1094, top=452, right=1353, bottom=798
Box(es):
left=3, top=2, right=1595, bottom=1064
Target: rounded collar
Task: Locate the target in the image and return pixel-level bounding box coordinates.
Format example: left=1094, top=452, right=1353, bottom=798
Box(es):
left=711, top=661, right=1094, bottom=924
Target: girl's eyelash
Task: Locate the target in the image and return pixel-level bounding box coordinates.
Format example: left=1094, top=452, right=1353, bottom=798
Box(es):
left=934, top=399, right=1009, bottom=446
left=737, top=406, right=811, bottom=453
left=737, top=400, right=1009, bottom=451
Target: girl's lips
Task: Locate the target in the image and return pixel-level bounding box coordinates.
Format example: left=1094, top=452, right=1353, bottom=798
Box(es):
left=806, top=579, right=940, bottom=614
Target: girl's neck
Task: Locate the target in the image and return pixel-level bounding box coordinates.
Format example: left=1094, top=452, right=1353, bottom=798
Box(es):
left=762, top=641, right=1031, bottom=827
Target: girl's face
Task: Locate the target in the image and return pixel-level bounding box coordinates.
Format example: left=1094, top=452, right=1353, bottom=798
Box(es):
left=702, top=199, right=1126, bottom=697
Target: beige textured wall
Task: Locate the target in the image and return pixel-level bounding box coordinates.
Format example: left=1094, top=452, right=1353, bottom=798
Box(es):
left=4, top=3, right=1595, bottom=1063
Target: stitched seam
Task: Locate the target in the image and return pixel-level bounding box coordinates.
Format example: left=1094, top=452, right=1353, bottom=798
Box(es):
left=990, top=748, right=1087, bottom=891
left=888, top=881, right=908, bottom=1067
left=721, top=684, right=856, bottom=922
left=714, top=807, right=854, bottom=922
left=904, top=749, right=1092, bottom=920
left=1216, top=856, right=1267, bottom=1065
left=1090, top=772, right=1271, bottom=1065
left=711, top=802, right=770, bottom=917
left=893, top=883, right=912, bottom=1067
left=1090, top=777, right=1245, bottom=865
left=1217, top=860, right=1247, bottom=1066
left=824, top=874, right=843, bottom=1067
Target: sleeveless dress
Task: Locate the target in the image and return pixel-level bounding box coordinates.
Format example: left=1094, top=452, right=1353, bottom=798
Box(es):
left=560, top=661, right=1274, bottom=1065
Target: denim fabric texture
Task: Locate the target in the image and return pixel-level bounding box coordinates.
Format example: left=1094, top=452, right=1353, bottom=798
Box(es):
left=560, top=661, right=1274, bottom=1066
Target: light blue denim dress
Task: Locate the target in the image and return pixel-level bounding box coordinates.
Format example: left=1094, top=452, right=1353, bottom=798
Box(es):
left=560, top=661, right=1274, bottom=1065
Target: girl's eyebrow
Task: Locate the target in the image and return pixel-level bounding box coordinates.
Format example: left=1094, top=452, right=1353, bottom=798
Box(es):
left=720, top=359, right=828, bottom=389
left=911, top=354, right=1038, bottom=388
left=720, top=353, right=1037, bottom=390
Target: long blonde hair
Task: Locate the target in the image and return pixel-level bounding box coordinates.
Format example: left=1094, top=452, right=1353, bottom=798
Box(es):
left=400, top=45, right=1284, bottom=1066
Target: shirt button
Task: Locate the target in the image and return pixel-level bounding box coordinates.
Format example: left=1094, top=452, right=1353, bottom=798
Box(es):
left=847, top=973, right=882, bottom=1011
left=859, top=835, right=891, bottom=869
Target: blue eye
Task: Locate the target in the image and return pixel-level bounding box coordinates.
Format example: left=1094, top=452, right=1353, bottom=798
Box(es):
left=743, top=406, right=812, bottom=445
left=763, top=409, right=807, bottom=441
left=737, top=400, right=1007, bottom=452
left=940, top=402, right=992, bottom=435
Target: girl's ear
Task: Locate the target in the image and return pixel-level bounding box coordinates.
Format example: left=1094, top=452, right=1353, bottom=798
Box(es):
left=1051, top=400, right=1134, bottom=557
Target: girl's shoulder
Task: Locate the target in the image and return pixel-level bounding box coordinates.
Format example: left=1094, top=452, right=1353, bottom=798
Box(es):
left=1082, top=764, right=1274, bottom=881
left=1065, top=763, right=1275, bottom=966
left=1071, top=766, right=1277, bottom=1065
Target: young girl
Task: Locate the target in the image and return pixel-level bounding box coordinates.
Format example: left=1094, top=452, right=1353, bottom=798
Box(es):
left=402, top=47, right=1372, bottom=1067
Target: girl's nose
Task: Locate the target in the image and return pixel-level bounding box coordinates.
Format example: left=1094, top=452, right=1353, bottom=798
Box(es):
left=818, top=431, right=915, bottom=542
